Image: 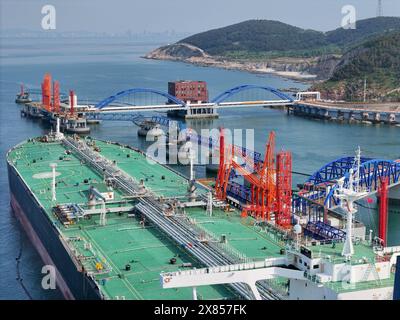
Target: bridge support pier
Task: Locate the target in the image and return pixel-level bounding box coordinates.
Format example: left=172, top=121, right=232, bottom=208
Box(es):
left=349, top=111, right=356, bottom=123
left=373, top=112, right=382, bottom=124
left=362, top=112, right=370, bottom=122
left=167, top=107, right=219, bottom=119
left=322, top=109, right=330, bottom=120
left=389, top=113, right=398, bottom=125
left=292, top=102, right=400, bottom=126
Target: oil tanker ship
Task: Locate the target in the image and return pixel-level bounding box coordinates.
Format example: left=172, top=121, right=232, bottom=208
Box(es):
left=7, top=124, right=400, bottom=300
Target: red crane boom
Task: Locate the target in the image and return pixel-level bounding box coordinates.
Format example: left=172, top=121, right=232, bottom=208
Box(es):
left=215, top=129, right=293, bottom=228
left=41, top=73, right=52, bottom=111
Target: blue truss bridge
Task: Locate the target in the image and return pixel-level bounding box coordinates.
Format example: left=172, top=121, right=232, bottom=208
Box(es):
left=305, top=156, right=400, bottom=206
left=61, top=84, right=294, bottom=120
left=91, top=84, right=294, bottom=112
left=18, top=84, right=296, bottom=122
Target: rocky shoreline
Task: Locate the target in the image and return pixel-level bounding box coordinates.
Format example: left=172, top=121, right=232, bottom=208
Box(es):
left=144, top=43, right=340, bottom=83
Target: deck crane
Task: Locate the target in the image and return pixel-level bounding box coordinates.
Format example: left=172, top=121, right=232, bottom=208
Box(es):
left=215, top=127, right=229, bottom=200
left=240, top=131, right=276, bottom=221
left=215, top=128, right=292, bottom=228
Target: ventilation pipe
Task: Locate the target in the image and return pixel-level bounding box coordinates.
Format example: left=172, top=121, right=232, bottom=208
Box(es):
left=50, top=163, right=57, bottom=201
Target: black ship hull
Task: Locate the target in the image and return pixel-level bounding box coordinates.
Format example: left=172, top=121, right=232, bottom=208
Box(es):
left=7, top=162, right=103, bottom=300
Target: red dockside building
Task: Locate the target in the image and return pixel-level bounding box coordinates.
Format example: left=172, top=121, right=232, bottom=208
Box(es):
left=168, top=80, right=209, bottom=103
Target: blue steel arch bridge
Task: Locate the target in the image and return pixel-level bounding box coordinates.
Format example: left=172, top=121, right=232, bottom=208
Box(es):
left=89, top=84, right=295, bottom=113
left=25, top=83, right=295, bottom=122
left=211, top=84, right=294, bottom=105
left=290, top=155, right=400, bottom=240
left=305, top=156, right=400, bottom=207
left=95, top=88, right=187, bottom=110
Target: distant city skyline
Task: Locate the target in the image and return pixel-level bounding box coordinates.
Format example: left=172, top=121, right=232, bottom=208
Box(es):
left=1, top=0, right=399, bottom=35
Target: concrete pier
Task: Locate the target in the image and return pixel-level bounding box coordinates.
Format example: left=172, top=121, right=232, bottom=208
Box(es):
left=167, top=106, right=219, bottom=119
left=21, top=102, right=90, bottom=134
left=289, top=101, right=400, bottom=125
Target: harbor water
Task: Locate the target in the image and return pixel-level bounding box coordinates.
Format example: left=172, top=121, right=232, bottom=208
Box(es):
left=1, top=37, right=399, bottom=299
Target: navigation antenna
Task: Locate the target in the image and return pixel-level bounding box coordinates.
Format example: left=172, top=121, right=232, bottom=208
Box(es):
left=206, top=192, right=213, bottom=216
left=50, top=163, right=57, bottom=201
left=336, top=147, right=367, bottom=260
left=377, top=0, right=383, bottom=17
left=187, top=142, right=197, bottom=201
left=54, top=117, right=64, bottom=140
left=354, top=146, right=361, bottom=192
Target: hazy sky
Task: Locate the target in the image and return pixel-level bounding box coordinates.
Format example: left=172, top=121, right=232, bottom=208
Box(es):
left=1, top=0, right=399, bottom=34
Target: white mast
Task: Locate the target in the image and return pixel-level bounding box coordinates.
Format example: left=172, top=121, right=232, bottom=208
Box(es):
left=207, top=191, right=213, bottom=216
left=54, top=117, right=64, bottom=140
left=90, top=187, right=107, bottom=226
left=50, top=163, right=57, bottom=201
left=187, top=142, right=196, bottom=201
left=354, top=146, right=361, bottom=192
left=189, top=142, right=194, bottom=182
left=336, top=147, right=367, bottom=259
left=56, top=117, right=60, bottom=135
left=340, top=172, right=355, bottom=259
left=100, top=200, right=107, bottom=226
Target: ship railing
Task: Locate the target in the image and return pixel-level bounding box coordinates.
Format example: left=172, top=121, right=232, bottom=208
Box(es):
left=162, top=258, right=286, bottom=278
left=192, top=220, right=249, bottom=263
left=383, top=246, right=400, bottom=254
left=253, top=221, right=289, bottom=248
left=181, top=214, right=250, bottom=263
left=264, top=278, right=289, bottom=297
left=62, top=233, right=113, bottom=274
left=322, top=276, right=394, bottom=293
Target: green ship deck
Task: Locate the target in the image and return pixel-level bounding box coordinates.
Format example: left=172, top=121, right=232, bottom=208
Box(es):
left=7, top=137, right=287, bottom=300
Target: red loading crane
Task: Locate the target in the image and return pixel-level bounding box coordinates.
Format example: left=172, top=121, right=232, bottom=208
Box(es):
left=53, top=81, right=60, bottom=113
left=378, top=176, right=389, bottom=246
left=215, top=127, right=225, bottom=199
left=215, top=127, right=260, bottom=201
left=215, top=127, right=232, bottom=200
left=215, top=129, right=278, bottom=221
left=215, top=128, right=255, bottom=202
left=69, top=90, right=75, bottom=116
left=215, top=129, right=293, bottom=226
left=276, top=151, right=293, bottom=229
left=41, top=73, right=52, bottom=111
left=257, top=131, right=276, bottom=220
left=241, top=132, right=276, bottom=220
left=232, top=161, right=267, bottom=219
left=20, top=84, right=24, bottom=96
